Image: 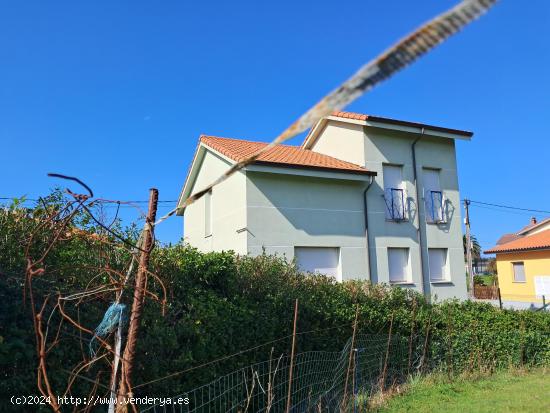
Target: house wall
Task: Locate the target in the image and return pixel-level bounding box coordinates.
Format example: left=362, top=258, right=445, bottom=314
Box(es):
left=311, top=122, right=467, bottom=300
left=496, top=250, right=550, bottom=304
left=245, top=171, right=370, bottom=281
left=183, top=150, right=247, bottom=254
left=309, top=121, right=366, bottom=167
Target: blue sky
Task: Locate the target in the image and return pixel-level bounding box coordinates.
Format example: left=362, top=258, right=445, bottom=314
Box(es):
left=1, top=0, right=549, bottom=251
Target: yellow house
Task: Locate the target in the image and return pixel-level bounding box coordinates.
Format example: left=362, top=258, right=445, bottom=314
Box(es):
left=485, top=218, right=550, bottom=308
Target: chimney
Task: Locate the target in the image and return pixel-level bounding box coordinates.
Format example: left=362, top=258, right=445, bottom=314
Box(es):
left=531, top=217, right=537, bottom=225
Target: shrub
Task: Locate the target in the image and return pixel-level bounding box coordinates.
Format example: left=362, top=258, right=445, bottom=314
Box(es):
left=1, top=198, right=549, bottom=407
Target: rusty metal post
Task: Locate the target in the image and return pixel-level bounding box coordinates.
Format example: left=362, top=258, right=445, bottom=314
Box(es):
left=446, top=313, right=454, bottom=379
left=420, top=318, right=431, bottom=374
left=117, top=188, right=158, bottom=411
left=407, top=299, right=417, bottom=376
left=286, top=299, right=299, bottom=413
left=343, top=306, right=359, bottom=409
left=380, top=313, right=394, bottom=392
left=497, top=287, right=503, bottom=310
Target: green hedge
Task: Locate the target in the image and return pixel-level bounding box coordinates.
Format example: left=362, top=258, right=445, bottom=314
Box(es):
left=1, top=200, right=549, bottom=409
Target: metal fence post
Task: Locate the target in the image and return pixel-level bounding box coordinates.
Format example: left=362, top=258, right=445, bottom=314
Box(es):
left=353, top=349, right=359, bottom=413
left=343, top=306, right=360, bottom=409
left=286, top=299, right=299, bottom=413
left=117, top=188, right=158, bottom=412
left=380, top=313, right=394, bottom=392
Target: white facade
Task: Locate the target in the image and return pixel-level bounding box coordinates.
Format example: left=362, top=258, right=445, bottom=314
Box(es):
left=179, top=114, right=471, bottom=300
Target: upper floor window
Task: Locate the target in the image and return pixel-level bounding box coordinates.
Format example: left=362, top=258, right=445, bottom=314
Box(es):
left=423, top=168, right=445, bottom=223
left=512, top=262, right=526, bottom=282
left=383, top=165, right=406, bottom=221
left=204, top=190, right=212, bottom=237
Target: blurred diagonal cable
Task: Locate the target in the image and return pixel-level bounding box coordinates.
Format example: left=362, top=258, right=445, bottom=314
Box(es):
left=177, top=0, right=498, bottom=213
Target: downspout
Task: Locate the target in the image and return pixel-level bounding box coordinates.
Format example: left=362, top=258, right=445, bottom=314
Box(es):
left=412, top=129, right=428, bottom=299
left=363, top=175, right=375, bottom=282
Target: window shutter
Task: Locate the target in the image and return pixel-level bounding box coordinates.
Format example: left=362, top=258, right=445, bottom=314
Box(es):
left=513, top=262, right=526, bottom=282
left=429, top=248, right=448, bottom=281
left=295, top=247, right=340, bottom=279
left=388, top=248, right=410, bottom=282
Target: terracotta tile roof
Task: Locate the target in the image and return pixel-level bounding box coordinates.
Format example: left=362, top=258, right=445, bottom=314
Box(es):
left=517, top=217, right=550, bottom=235
left=331, top=111, right=369, bottom=121
left=485, top=229, right=550, bottom=254
left=496, top=234, right=520, bottom=245
left=329, top=111, right=473, bottom=137
left=200, top=135, right=375, bottom=175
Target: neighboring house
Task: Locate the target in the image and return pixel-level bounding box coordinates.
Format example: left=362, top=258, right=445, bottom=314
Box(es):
left=178, top=111, right=472, bottom=300
left=485, top=217, right=550, bottom=309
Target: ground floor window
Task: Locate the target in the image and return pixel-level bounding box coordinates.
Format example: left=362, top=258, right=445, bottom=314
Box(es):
left=388, top=247, right=410, bottom=283
left=513, top=262, right=526, bottom=282
left=428, top=248, right=449, bottom=281
left=294, top=247, right=340, bottom=278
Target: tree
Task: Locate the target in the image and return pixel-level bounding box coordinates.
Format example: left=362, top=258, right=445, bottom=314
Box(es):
left=463, top=234, right=481, bottom=261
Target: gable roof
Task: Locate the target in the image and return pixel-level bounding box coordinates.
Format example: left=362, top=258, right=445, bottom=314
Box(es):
left=485, top=229, right=550, bottom=254
left=200, top=135, right=375, bottom=175
left=177, top=135, right=376, bottom=214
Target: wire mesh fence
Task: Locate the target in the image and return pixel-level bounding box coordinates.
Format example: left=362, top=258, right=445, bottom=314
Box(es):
left=473, top=286, right=549, bottom=311
left=141, top=331, right=426, bottom=413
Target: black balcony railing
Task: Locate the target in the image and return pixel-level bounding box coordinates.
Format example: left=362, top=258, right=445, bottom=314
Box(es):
left=384, top=188, right=406, bottom=221
left=426, top=190, right=445, bottom=223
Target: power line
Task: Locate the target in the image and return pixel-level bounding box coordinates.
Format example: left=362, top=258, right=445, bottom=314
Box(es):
left=469, top=204, right=547, bottom=217
left=464, top=199, right=550, bottom=216
left=0, top=197, right=177, bottom=204
left=2, top=195, right=549, bottom=215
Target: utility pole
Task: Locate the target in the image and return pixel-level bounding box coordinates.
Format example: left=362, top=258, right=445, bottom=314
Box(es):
left=116, top=188, right=158, bottom=412
left=464, top=199, right=474, bottom=298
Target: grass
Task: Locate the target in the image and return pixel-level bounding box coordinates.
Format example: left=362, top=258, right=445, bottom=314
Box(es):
left=372, top=368, right=550, bottom=413
left=473, top=274, right=497, bottom=286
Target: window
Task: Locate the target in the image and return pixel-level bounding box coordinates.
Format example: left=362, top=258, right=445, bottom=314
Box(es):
left=383, top=165, right=406, bottom=221
left=423, top=169, right=444, bottom=223
left=429, top=248, right=449, bottom=281
left=388, top=248, right=410, bottom=283
left=204, top=190, right=212, bottom=236
left=295, top=247, right=340, bottom=279
left=513, top=262, right=526, bottom=282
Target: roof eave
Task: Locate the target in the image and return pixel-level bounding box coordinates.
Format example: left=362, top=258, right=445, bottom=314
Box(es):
left=176, top=144, right=207, bottom=215
left=364, top=115, right=473, bottom=139
left=251, top=160, right=376, bottom=176
left=485, top=246, right=550, bottom=255
left=302, top=115, right=473, bottom=149
left=302, top=117, right=329, bottom=149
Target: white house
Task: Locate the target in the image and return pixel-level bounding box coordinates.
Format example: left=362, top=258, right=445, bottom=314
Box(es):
left=177, top=111, right=472, bottom=300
